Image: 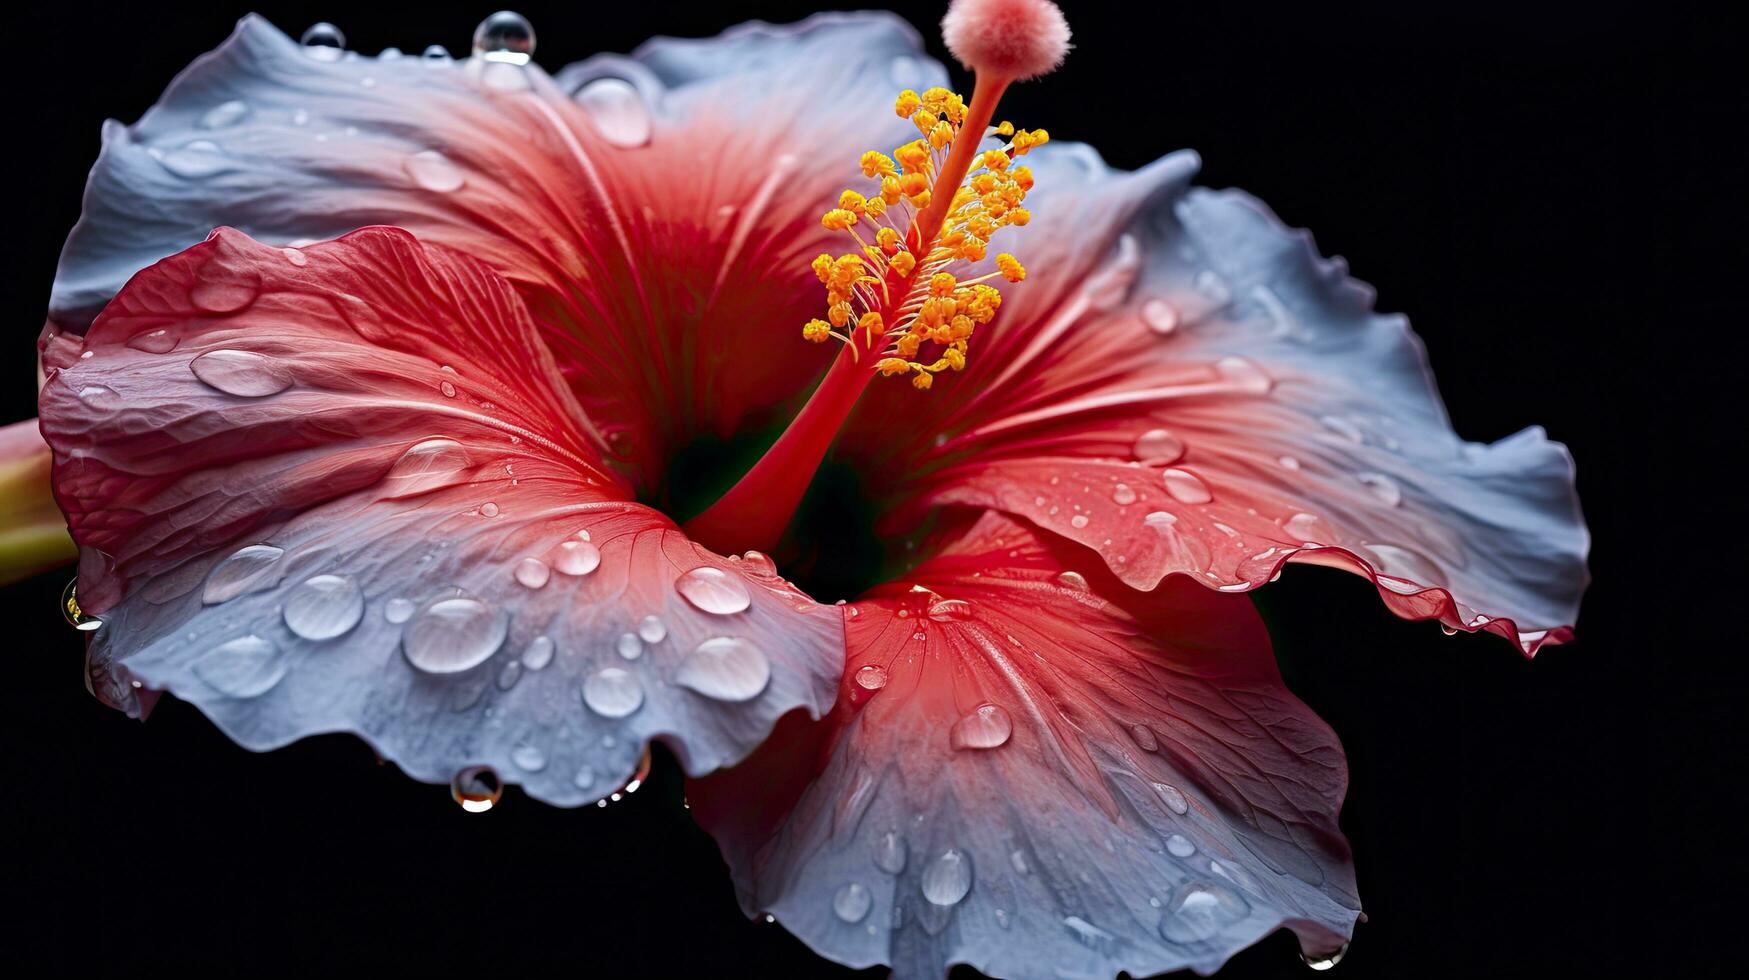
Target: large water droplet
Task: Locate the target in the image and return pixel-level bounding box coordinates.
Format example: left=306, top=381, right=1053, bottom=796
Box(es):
left=573, top=77, right=652, bottom=148
left=833, top=882, right=873, bottom=923
left=675, top=636, right=770, bottom=702
left=521, top=635, right=555, bottom=670
left=473, top=10, right=535, bottom=63
left=126, top=329, right=178, bottom=354
left=404, top=150, right=465, bottom=193
left=1070, top=514, right=1090, bottom=529
left=551, top=538, right=602, bottom=576
left=1055, top=570, right=1089, bottom=591
left=1159, top=882, right=1250, bottom=944
left=855, top=664, right=889, bottom=691
left=203, top=543, right=285, bottom=604
left=300, top=22, right=346, bottom=61
left=513, top=557, right=550, bottom=589
left=1141, top=298, right=1180, bottom=335
left=383, top=438, right=473, bottom=498
left=1283, top=512, right=1325, bottom=544
left=403, top=597, right=508, bottom=673
left=451, top=766, right=501, bottom=812
left=282, top=574, right=364, bottom=640
left=62, top=580, right=101, bottom=631
left=1165, top=834, right=1196, bottom=858
left=928, top=598, right=973, bottom=622
left=951, top=703, right=1012, bottom=750
left=583, top=666, right=644, bottom=717
left=200, top=100, right=249, bottom=130
left=874, top=831, right=908, bottom=874
left=192, top=635, right=285, bottom=698
left=1154, top=782, right=1190, bottom=815
left=1162, top=468, right=1213, bottom=505
left=675, top=566, right=751, bottom=615
left=1302, top=943, right=1350, bottom=970
left=636, top=614, right=666, bottom=643
left=920, top=849, right=973, bottom=907
left=190, top=350, right=291, bottom=397
left=1134, top=428, right=1185, bottom=464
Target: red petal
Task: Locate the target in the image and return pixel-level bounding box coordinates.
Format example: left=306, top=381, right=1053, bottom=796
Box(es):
left=38, top=227, right=842, bottom=803
left=695, top=512, right=1358, bottom=977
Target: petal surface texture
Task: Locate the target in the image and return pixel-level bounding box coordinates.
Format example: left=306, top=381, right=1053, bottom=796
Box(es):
left=841, top=148, right=1588, bottom=653
left=48, top=12, right=946, bottom=495
left=696, top=511, right=1358, bottom=978
left=37, top=227, right=842, bottom=804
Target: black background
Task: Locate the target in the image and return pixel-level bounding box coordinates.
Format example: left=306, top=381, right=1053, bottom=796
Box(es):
left=4, top=2, right=1734, bottom=976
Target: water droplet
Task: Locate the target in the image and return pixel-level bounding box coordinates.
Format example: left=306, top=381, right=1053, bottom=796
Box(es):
left=384, top=438, right=473, bottom=498
left=950, top=703, right=1012, bottom=750
left=190, top=350, right=291, bottom=397
left=300, top=22, right=346, bottom=60
left=193, top=635, right=285, bottom=698
left=1141, top=297, right=1180, bottom=335
left=1302, top=943, right=1349, bottom=971
left=1321, top=415, right=1365, bottom=443
left=675, top=566, right=751, bottom=615
left=62, top=580, right=101, bottom=631
left=1159, top=881, right=1250, bottom=944
left=282, top=574, right=363, bottom=640
left=1362, top=543, right=1443, bottom=585
left=199, top=100, right=249, bottom=130
left=874, top=831, right=908, bottom=874
left=920, top=849, right=973, bottom=907
left=615, top=632, right=642, bottom=659
left=518, top=635, right=554, bottom=671
left=1153, top=782, right=1190, bottom=815
left=379, top=47, right=403, bottom=60
left=438, top=380, right=457, bottom=398
left=676, top=637, right=770, bottom=702
left=928, top=598, right=973, bottom=622
left=1215, top=356, right=1273, bottom=394
left=1357, top=471, right=1403, bottom=507
left=1134, top=428, right=1186, bottom=464
left=496, top=659, right=522, bottom=690
left=403, top=597, right=508, bottom=673
left=855, top=664, right=889, bottom=691
left=404, top=149, right=465, bottom=193
left=833, top=882, right=873, bottom=924
left=636, top=614, right=666, bottom=643
left=573, top=77, right=652, bottom=148
left=126, top=329, right=178, bottom=354
left=152, top=139, right=233, bottom=179
left=1278, top=455, right=1302, bottom=471
left=573, top=766, right=596, bottom=790
left=583, top=666, right=644, bottom=718
left=1162, top=468, right=1213, bottom=504
left=202, top=544, right=285, bottom=604
left=1130, top=723, right=1159, bottom=752
left=540, top=539, right=598, bottom=578
left=1166, top=834, right=1196, bottom=858
left=1112, top=484, right=1138, bottom=506
left=513, top=556, right=550, bottom=589
left=995, top=908, right=1012, bottom=929
left=1067, top=513, right=1091, bottom=530
left=1055, top=570, right=1089, bottom=591
left=1145, top=511, right=1178, bottom=528
left=473, top=10, right=535, bottom=63
left=76, top=384, right=120, bottom=407
left=384, top=597, right=416, bottom=623
left=280, top=247, right=309, bottom=267
left=511, top=742, right=547, bottom=771
left=451, top=766, right=501, bottom=812
left=1283, top=513, right=1324, bottom=544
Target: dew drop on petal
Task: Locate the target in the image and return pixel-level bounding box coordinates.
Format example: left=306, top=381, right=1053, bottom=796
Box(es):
left=833, top=882, right=873, bottom=924
left=404, top=150, right=465, bottom=193
left=203, top=544, right=285, bottom=605
left=199, top=100, right=249, bottom=130
left=1159, top=882, right=1250, bottom=944
left=950, top=703, right=1012, bottom=750
left=1130, top=723, right=1159, bottom=752
left=676, top=637, right=771, bottom=702
left=582, top=666, right=644, bottom=718
left=551, top=539, right=602, bottom=576
left=403, top=597, right=508, bottom=674
left=384, top=597, right=416, bottom=624
left=573, top=77, right=652, bottom=148
left=422, top=44, right=453, bottom=64
left=1284, top=512, right=1324, bottom=544
left=520, top=635, right=554, bottom=671
left=126, top=329, right=178, bottom=354
left=472, top=10, right=535, bottom=63
left=636, top=614, right=666, bottom=643
left=511, top=742, right=547, bottom=772
left=383, top=438, right=473, bottom=498
left=854, top=664, right=889, bottom=691
left=1141, top=298, right=1180, bottom=335
left=451, top=765, right=501, bottom=812
left=1112, top=484, right=1137, bottom=506
left=190, top=350, right=290, bottom=397
left=675, top=566, right=751, bottom=615
left=299, top=22, right=345, bottom=60
left=192, top=635, right=285, bottom=698
left=1215, top=356, right=1273, bottom=394
left=513, top=557, right=550, bottom=589
left=1055, top=570, right=1089, bottom=591
left=615, top=632, right=642, bottom=660
left=1278, top=455, right=1302, bottom=471
left=928, top=598, right=973, bottom=622
left=1357, top=471, right=1403, bottom=507
left=281, top=247, right=308, bottom=267
left=1302, top=943, right=1351, bottom=970
left=1166, top=834, right=1196, bottom=858
left=283, top=574, right=363, bottom=640
left=1144, top=511, right=1177, bottom=528
left=874, top=831, right=908, bottom=874
left=496, top=659, right=522, bottom=690
left=1153, top=782, right=1190, bottom=815
left=920, top=849, right=973, bottom=907
left=1133, top=428, right=1185, bottom=465
left=1162, top=468, right=1213, bottom=504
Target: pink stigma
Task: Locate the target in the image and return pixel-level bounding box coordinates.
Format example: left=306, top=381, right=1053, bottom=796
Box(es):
left=941, top=0, right=1072, bottom=81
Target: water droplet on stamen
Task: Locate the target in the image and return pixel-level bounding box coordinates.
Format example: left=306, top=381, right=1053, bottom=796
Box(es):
left=675, top=637, right=771, bottom=702
left=282, top=574, right=364, bottom=640
left=675, top=566, right=751, bottom=615
left=189, top=350, right=291, bottom=397
left=451, top=765, right=501, bottom=812
left=300, top=22, right=346, bottom=61
left=582, top=666, right=644, bottom=717
left=573, top=77, right=652, bottom=148
left=950, top=703, right=1012, bottom=750
left=920, top=849, right=973, bottom=907
left=403, top=597, right=508, bottom=673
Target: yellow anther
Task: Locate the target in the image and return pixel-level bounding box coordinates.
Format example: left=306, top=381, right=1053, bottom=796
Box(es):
left=958, top=238, right=986, bottom=262
left=828, top=302, right=853, bottom=328
left=996, top=253, right=1027, bottom=282
left=1011, top=165, right=1034, bottom=191
left=910, top=189, right=932, bottom=210
left=861, top=150, right=896, bottom=178
left=822, top=208, right=858, bottom=231
left=880, top=175, right=903, bottom=205
left=802, top=319, right=831, bottom=343
left=811, top=253, right=833, bottom=284
left=889, top=252, right=917, bottom=276
left=858, top=311, right=885, bottom=337
left=971, top=172, right=998, bottom=195
left=839, top=190, right=868, bottom=215
left=980, top=149, right=1011, bottom=172
left=929, top=272, right=958, bottom=297
left=895, top=140, right=932, bottom=174
left=912, top=109, right=939, bottom=135
left=865, top=196, right=887, bottom=218
left=895, top=90, right=921, bottom=118
left=995, top=120, right=1015, bottom=137
left=1008, top=207, right=1031, bottom=226
left=895, top=333, right=922, bottom=357
left=875, top=227, right=901, bottom=252
left=911, top=371, right=933, bottom=390
left=929, top=120, right=954, bottom=150
left=1013, top=129, right=1049, bottom=154
left=877, top=357, right=912, bottom=376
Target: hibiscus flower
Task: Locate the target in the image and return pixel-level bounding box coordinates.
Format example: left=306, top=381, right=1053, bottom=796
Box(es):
left=15, top=2, right=1588, bottom=977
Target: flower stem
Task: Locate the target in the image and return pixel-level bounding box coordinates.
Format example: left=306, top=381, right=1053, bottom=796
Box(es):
left=0, top=418, right=76, bottom=585
left=683, top=72, right=1012, bottom=557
